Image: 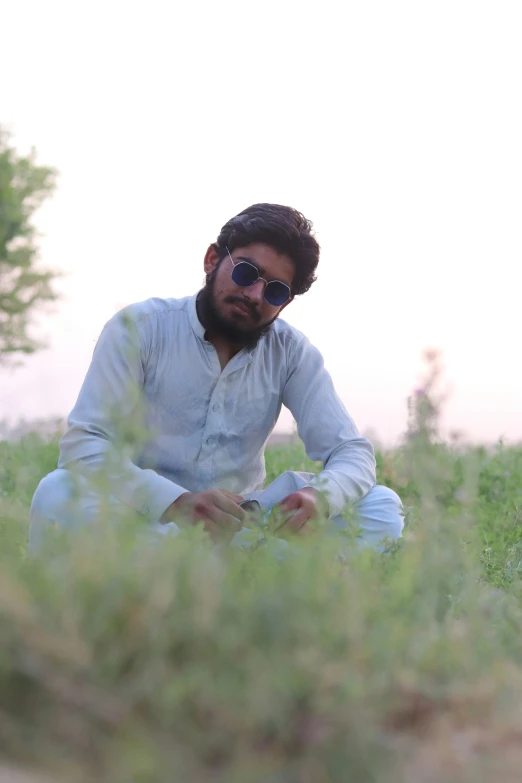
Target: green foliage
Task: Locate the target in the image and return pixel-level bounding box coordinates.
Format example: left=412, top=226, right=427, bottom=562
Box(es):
left=2, top=358, right=522, bottom=779
left=0, top=433, right=59, bottom=558
left=0, top=127, right=59, bottom=360
left=263, top=441, right=321, bottom=486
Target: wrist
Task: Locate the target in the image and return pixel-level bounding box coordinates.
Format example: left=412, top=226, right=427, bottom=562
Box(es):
left=161, top=492, right=191, bottom=523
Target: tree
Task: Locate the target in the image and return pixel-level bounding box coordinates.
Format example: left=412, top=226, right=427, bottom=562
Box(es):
left=0, top=127, right=59, bottom=362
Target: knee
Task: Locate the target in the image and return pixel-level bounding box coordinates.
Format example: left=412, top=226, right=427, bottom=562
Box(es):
left=357, top=484, right=405, bottom=541
left=29, top=469, right=75, bottom=554
left=368, top=484, right=403, bottom=511
left=31, top=469, right=72, bottom=523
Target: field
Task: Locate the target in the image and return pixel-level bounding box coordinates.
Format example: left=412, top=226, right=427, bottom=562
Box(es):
left=2, top=379, right=522, bottom=782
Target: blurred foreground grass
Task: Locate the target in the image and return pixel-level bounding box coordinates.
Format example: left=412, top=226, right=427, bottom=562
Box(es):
left=2, top=384, right=522, bottom=780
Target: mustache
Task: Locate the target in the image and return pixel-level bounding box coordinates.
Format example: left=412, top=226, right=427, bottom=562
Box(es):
left=224, top=296, right=262, bottom=322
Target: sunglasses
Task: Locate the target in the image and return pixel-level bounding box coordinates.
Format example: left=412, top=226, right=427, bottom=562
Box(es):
left=225, top=246, right=292, bottom=306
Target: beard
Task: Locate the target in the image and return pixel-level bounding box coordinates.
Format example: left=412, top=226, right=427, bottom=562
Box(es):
left=196, top=268, right=277, bottom=347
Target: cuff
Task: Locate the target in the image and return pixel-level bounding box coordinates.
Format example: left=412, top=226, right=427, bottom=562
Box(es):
left=130, top=472, right=189, bottom=523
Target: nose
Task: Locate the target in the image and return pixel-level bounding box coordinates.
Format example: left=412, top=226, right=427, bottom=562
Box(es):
left=243, top=279, right=265, bottom=304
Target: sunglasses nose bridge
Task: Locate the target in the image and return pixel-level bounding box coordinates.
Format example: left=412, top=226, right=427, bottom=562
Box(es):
left=244, top=277, right=266, bottom=302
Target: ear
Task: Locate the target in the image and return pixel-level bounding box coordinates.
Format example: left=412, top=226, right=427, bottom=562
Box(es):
left=204, top=244, right=220, bottom=275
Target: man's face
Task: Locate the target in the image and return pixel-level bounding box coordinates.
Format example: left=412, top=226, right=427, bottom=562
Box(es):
left=200, top=242, right=295, bottom=344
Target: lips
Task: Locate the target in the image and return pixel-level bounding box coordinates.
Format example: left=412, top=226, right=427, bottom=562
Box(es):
left=231, top=301, right=251, bottom=317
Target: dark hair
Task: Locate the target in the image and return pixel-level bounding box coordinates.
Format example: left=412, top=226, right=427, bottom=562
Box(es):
left=214, top=203, right=320, bottom=296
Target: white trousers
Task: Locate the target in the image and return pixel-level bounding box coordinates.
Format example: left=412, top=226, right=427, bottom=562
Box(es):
left=29, top=468, right=404, bottom=555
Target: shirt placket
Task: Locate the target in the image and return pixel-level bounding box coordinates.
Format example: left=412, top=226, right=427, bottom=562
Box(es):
left=198, top=344, right=254, bottom=482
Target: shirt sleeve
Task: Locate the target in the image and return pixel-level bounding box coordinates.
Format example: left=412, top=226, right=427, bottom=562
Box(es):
left=282, top=335, right=376, bottom=517
left=58, top=307, right=188, bottom=522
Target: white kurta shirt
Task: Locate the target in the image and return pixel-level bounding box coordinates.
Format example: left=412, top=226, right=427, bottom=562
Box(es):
left=58, top=293, right=376, bottom=522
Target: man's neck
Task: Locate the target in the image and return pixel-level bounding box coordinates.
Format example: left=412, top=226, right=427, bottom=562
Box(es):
left=205, top=331, right=244, bottom=370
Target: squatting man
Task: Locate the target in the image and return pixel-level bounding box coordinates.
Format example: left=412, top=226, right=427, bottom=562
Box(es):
left=30, top=203, right=404, bottom=552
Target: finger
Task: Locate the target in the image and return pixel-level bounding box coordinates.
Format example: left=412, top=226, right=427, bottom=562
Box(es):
left=201, top=518, right=221, bottom=541
left=282, top=509, right=309, bottom=533
left=206, top=503, right=244, bottom=533
left=272, top=508, right=303, bottom=534
left=218, top=489, right=245, bottom=504
left=188, top=510, right=221, bottom=540
left=212, top=494, right=246, bottom=524
left=273, top=494, right=305, bottom=529
left=277, top=492, right=301, bottom=513
left=190, top=501, right=241, bottom=535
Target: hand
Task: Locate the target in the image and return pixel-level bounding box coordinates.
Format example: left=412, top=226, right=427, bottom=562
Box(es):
left=161, top=489, right=246, bottom=540
left=274, top=487, right=328, bottom=535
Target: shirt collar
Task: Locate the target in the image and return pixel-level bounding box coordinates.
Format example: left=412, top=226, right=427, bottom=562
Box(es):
left=187, top=292, right=207, bottom=341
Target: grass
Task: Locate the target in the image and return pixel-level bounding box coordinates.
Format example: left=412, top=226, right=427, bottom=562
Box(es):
left=2, top=365, right=522, bottom=781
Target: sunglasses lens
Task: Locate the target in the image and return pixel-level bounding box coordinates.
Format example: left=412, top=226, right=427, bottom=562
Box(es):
left=265, top=281, right=291, bottom=306
left=231, top=261, right=258, bottom=287
left=230, top=256, right=290, bottom=306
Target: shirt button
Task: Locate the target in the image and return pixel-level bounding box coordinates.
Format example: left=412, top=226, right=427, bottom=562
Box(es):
left=206, top=436, right=213, bottom=445
left=212, top=404, right=219, bottom=412
left=141, top=505, right=150, bottom=515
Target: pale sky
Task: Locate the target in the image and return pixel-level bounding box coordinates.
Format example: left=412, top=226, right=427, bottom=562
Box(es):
left=1, top=0, right=521, bottom=446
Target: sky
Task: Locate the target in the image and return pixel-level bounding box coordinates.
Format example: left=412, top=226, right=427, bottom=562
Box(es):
left=1, top=0, right=521, bottom=446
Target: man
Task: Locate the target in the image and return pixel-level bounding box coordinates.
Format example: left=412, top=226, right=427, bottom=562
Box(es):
left=29, top=203, right=403, bottom=553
